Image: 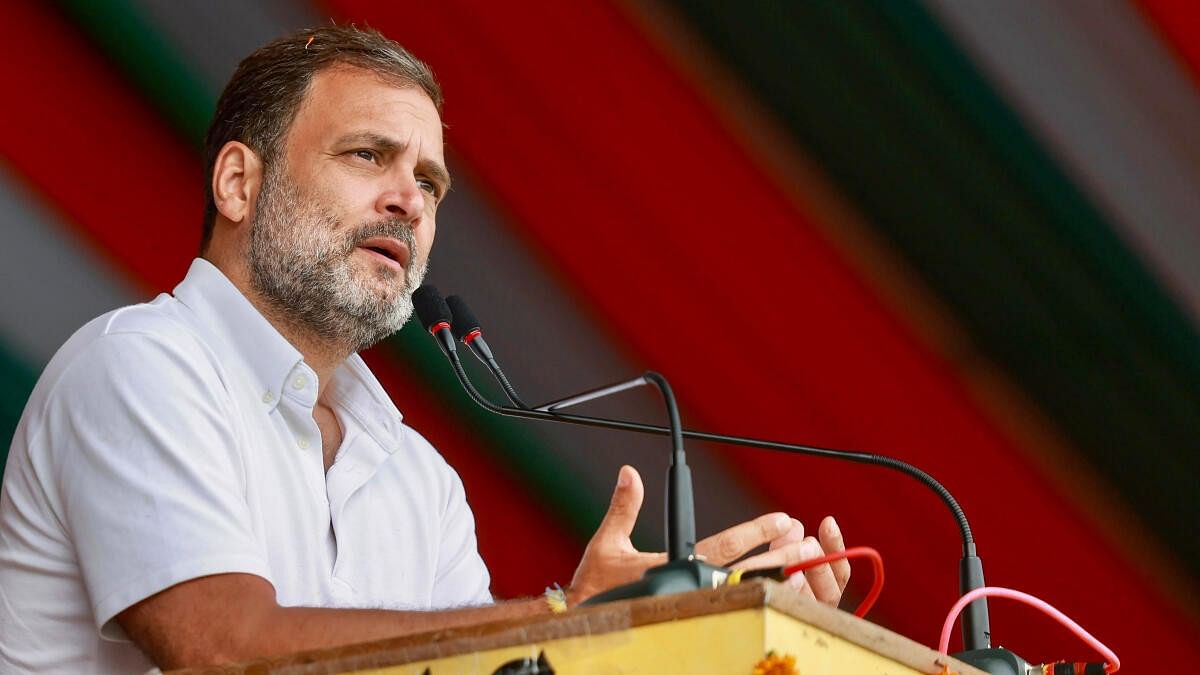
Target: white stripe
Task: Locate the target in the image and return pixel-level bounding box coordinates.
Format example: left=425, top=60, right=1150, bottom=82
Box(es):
left=0, top=163, right=140, bottom=366
left=923, top=0, right=1200, bottom=324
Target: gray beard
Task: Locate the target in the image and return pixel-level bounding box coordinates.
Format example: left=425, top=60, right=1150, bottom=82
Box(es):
left=247, top=168, right=427, bottom=354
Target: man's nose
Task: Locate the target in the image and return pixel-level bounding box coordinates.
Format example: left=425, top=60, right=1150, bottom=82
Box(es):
left=375, top=177, right=425, bottom=223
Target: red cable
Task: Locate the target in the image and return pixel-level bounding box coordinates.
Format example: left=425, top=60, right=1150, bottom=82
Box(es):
left=784, top=545, right=884, bottom=618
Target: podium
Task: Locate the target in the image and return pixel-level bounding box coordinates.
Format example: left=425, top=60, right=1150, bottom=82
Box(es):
left=175, top=580, right=987, bottom=674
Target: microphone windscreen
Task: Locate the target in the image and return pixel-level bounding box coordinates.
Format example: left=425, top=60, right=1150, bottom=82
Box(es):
left=445, top=295, right=481, bottom=341
left=412, top=285, right=452, bottom=332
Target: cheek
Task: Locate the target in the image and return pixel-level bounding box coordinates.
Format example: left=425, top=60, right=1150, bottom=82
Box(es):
left=418, top=219, right=436, bottom=258
left=311, top=175, right=367, bottom=218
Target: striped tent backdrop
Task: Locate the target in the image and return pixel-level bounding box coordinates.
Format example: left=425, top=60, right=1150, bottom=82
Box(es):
left=1, top=0, right=1197, bottom=669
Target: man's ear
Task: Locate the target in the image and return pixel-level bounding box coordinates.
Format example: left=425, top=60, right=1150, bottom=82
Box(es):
left=212, top=141, right=263, bottom=226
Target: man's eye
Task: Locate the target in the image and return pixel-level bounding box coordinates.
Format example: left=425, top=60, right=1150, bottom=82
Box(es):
left=352, top=149, right=377, bottom=163
left=417, top=178, right=438, bottom=196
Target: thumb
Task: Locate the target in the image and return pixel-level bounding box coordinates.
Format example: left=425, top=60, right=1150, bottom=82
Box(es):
left=596, top=465, right=643, bottom=539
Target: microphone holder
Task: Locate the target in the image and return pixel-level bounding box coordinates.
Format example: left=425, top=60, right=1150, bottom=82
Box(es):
left=571, top=372, right=733, bottom=606
left=425, top=321, right=996, bottom=659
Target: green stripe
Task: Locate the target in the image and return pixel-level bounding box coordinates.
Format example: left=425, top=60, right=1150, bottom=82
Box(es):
left=48, top=0, right=609, bottom=544
left=54, top=0, right=214, bottom=143
left=0, top=343, right=38, bottom=474
left=670, top=0, right=1200, bottom=571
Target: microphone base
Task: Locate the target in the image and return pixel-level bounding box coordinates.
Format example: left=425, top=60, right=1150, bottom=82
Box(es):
left=952, top=647, right=1032, bottom=675
left=579, top=558, right=731, bottom=606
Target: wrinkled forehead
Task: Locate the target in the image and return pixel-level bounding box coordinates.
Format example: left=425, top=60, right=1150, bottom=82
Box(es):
left=288, top=65, right=445, bottom=156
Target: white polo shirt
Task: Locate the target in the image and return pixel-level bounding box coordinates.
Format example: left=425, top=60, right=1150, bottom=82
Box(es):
left=0, top=258, right=492, bottom=674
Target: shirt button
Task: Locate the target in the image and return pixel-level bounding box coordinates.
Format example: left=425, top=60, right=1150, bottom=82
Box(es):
left=297, top=437, right=310, bottom=450
left=262, top=391, right=275, bottom=403
left=291, top=375, right=308, bottom=390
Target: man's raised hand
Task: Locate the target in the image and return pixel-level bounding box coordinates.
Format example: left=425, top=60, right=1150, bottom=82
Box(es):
left=568, top=466, right=849, bottom=607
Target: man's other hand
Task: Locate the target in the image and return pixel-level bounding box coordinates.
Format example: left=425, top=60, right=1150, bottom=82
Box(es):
left=568, top=466, right=850, bottom=607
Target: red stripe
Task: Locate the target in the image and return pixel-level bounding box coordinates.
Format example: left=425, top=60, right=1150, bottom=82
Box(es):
left=0, top=2, right=198, bottom=291
left=327, top=0, right=1194, bottom=663
left=1136, top=0, right=1200, bottom=91
left=0, top=0, right=581, bottom=598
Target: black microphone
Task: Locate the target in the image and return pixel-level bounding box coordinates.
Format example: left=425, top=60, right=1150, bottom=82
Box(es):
left=412, top=285, right=457, bottom=359
left=445, top=295, right=529, bottom=409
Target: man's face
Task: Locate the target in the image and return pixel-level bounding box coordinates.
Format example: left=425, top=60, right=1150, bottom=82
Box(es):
left=247, top=65, right=447, bottom=353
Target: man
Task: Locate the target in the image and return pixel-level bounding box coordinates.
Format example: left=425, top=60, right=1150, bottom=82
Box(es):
left=0, top=26, right=849, bottom=672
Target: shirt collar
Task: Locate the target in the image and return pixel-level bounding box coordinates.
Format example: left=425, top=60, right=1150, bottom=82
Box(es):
left=172, top=258, right=303, bottom=411
left=170, top=259, right=407, bottom=446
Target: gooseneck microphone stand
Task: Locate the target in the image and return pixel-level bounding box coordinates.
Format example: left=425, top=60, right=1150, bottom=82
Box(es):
left=412, top=287, right=1025, bottom=671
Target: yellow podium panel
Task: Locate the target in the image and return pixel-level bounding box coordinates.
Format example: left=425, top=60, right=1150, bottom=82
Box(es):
left=178, top=581, right=985, bottom=675
left=357, top=607, right=945, bottom=675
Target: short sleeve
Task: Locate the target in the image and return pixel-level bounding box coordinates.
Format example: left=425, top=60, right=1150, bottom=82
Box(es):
left=431, top=463, right=492, bottom=606
left=41, top=331, right=270, bottom=638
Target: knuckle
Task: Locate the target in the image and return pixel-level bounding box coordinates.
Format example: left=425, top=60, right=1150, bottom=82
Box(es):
left=758, top=513, right=786, bottom=540
left=782, top=541, right=806, bottom=565
left=717, top=534, right=744, bottom=561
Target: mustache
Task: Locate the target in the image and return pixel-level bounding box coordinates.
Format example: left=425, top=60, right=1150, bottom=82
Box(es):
left=342, top=219, right=417, bottom=252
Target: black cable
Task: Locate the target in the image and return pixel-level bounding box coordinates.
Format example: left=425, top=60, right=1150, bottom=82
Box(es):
left=486, top=359, right=530, bottom=409
left=441, top=351, right=974, bottom=555
left=445, top=294, right=531, bottom=409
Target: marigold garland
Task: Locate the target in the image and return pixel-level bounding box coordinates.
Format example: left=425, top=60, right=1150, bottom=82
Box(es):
left=752, top=650, right=798, bottom=675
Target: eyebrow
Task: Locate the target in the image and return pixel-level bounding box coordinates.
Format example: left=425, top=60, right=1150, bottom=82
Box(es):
left=335, top=131, right=452, bottom=194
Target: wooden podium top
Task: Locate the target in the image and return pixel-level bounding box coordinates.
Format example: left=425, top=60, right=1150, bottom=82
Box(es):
left=175, top=580, right=986, bottom=674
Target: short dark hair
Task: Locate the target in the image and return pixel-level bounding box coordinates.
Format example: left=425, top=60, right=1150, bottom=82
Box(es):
left=200, top=25, right=442, bottom=253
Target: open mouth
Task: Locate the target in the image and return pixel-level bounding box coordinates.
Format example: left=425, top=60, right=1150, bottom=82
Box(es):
left=357, top=236, right=410, bottom=270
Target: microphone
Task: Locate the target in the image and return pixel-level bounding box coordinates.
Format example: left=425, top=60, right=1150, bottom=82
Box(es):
left=412, top=285, right=457, bottom=359
left=414, top=288, right=1000, bottom=662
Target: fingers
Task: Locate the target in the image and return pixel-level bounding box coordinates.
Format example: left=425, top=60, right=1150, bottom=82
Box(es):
left=595, top=465, right=644, bottom=540
left=570, top=467, right=647, bottom=601
left=786, top=567, right=817, bottom=600
left=769, top=518, right=804, bottom=551
left=818, top=516, right=851, bottom=593
left=732, top=518, right=812, bottom=569
left=794, top=517, right=849, bottom=606
left=696, top=512, right=791, bottom=565
left=731, top=516, right=848, bottom=607
left=799, top=536, right=842, bottom=606
left=693, top=512, right=848, bottom=608
left=733, top=536, right=833, bottom=604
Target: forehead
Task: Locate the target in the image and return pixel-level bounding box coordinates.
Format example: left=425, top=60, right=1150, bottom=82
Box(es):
left=286, top=65, right=445, bottom=160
